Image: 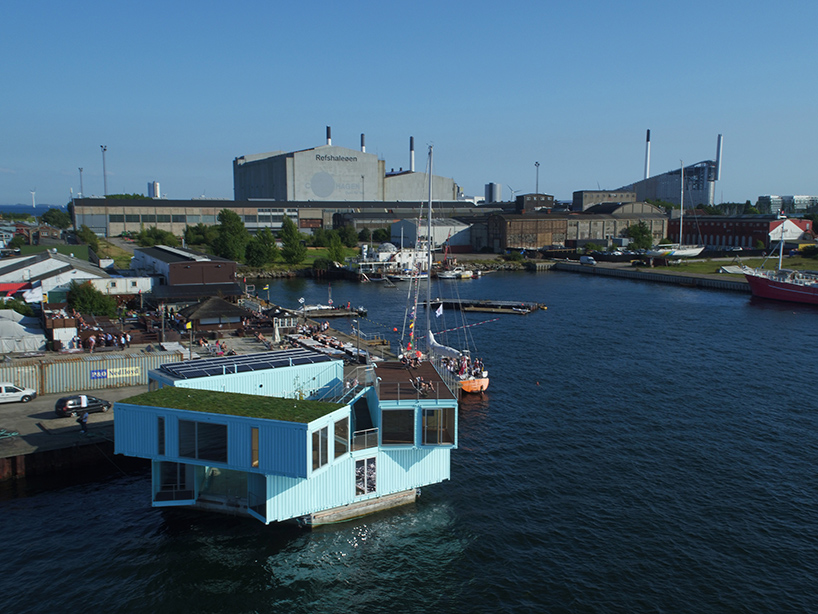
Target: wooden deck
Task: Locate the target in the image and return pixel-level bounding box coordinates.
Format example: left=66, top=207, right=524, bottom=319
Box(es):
left=374, top=360, right=456, bottom=402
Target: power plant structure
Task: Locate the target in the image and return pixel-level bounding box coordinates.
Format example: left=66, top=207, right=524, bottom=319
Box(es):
left=232, top=127, right=459, bottom=203
left=621, top=133, right=723, bottom=207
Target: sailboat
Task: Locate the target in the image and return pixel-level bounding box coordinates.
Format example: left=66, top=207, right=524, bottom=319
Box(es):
left=401, top=146, right=488, bottom=394
left=647, top=162, right=705, bottom=258
left=740, top=215, right=818, bottom=305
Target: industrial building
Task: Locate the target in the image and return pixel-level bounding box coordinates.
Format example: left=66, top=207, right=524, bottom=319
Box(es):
left=669, top=215, right=813, bottom=250
left=233, top=128, right=459, bottom=203
left=619, top=134, right=724, bottom=208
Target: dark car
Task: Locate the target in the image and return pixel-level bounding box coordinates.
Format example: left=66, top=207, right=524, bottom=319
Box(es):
left=54, top=395, right=112, bottom=417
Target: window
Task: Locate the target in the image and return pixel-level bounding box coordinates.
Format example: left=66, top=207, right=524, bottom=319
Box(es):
left=187, top=215, right=200, bottom=224
left=178, top=420, right=227, bottom=463
left=157, top=215, right=170, bottom=223
left=157, top=417, right=165, bottom=455
left=251, top=427, right=259, bottom=468
left=109, top=214, right=124, bottom=222
left=172, top=215, right=186, bottom=223
left=125, top=214, right=140, bottom=223
left=142, top=215, right=156, bottom=224
left=334, top=417, right=349, bottom=459
left=381, top=410, right=415, bottom=445
left=312, top=426, right=328, bottom=471
left=130, top=281, right=137, bottom=287
left=156, top=462, right=193, bottom=501
left=355, top=457, right=376, bottom=495
left=423, top=408, right=455, bottom=445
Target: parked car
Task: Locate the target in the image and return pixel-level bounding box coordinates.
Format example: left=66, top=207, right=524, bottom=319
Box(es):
left=0, top=382, right=37, bottom=404
left=54, top=395, right=112, bottom=417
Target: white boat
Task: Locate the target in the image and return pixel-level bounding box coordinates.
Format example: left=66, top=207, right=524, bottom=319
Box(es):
left=647, top=162, right=705, bottom=259
left=437, top=266, right=472, bottom=280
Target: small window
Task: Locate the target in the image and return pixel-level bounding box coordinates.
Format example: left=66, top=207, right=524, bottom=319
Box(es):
left=157, top=417, right=165, bottom=455
left=312, top=426, right=328, bottom=471
left=334, top=417, right=349, bottom=459
left=251, top=427, right=259, bottom=468
left=381, top=410, right=415, bottom=445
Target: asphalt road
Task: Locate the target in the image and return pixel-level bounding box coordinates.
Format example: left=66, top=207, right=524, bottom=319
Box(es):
left=0, top=384, right=149, bottom=457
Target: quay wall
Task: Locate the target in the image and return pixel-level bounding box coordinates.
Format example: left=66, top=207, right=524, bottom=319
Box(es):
left=0, top=351, right=184, bottom=396
left=549, top=262, right=751, bottom=293
left=0, top=440, right=148, bottom=481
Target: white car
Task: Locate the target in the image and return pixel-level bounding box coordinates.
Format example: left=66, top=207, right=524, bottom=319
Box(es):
left=0, top=382, right=37, bottom=404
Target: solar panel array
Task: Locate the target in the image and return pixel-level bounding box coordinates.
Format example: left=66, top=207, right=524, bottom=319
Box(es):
left=158, top=349, right=334, bottom=380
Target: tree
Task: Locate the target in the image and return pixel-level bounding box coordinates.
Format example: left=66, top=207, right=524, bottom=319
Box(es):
left=212, top=209, right=250, bottom=262
left=185, top=223, right=218, bottom=248
left=372, top=228, right=391, bottom=243
left=8, top=235, right=26, bottom=249
left=279, top=216, right=307, bottom=264
left=624, top=221, right=654, bottom=250
left=326, top=233, right=346, bottom=263
left=245, top=228, right=279, bottom=267
left=76, top=224, right=99, bottom=253
left=338, top=225, right=359, bottom=248
left=4, top=297, right=33, bottom=317
left=66, top=280, right=117, bottom=317
left=41, top=207, right=72, bottom=229
left=309, top=227, right=330, bottom=247
left=358, top=228, right=371, bottom=242
left=135, top=226, right=179, bottom=247
left=105, top=193, right=150, bottom=200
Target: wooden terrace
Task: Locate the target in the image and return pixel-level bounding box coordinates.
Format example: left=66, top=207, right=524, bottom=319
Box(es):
left=374, top=360, right=457, bottom=402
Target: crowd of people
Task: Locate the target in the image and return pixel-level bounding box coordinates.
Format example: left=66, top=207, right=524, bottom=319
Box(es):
left=441, top=355, right=485, bottom=379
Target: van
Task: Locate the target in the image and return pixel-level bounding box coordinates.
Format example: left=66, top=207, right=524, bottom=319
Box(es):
left=579, top=255, right=597, bottom=265
left=0, top=383, right=37, bottom=404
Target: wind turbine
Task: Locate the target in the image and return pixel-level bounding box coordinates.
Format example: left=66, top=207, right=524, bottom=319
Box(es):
left=508, top=185, right=520, bottom=201
left=30, top=189, right=36, bottom=209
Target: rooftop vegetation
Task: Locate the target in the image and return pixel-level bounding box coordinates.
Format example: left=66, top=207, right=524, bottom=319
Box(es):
left=121, top=386, right=344, bottom=423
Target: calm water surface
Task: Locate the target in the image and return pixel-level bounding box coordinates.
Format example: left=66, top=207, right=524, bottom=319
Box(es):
left=2, top=271, right=818, bottom=613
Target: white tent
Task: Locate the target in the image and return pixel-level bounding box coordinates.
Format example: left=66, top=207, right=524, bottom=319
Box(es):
left=0, top=309, right=47, bottom=353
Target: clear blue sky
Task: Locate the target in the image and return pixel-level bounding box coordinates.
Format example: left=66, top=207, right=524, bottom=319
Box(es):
left=3, top=1, right=817, bottom=206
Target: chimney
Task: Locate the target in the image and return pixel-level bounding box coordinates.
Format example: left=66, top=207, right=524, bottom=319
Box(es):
left=361, top=133, right=366, bottom=153
left=644, top=129, right=651, bottom=180
left=326, top=126, right=332, bottom=146
left=410, top=136, right=415, bottom=172
left=715, top=134, right=723, bottom=180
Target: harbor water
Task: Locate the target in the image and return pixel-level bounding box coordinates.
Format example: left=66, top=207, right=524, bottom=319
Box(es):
left=2, top=271, right=818, bottom=613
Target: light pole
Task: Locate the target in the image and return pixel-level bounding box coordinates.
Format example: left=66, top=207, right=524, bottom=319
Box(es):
left=78, top=168, right=84, bottom=197
left=535, top=161, right=540, bottom=195
left=100, top=145, right=108, bottom=196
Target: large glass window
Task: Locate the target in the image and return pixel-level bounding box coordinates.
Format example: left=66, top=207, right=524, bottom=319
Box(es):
left=381, top=410, right=415, bottom=445
left=125, top=214, right=140, bottom=223
left=178, top=420, right=227, bottom=463
left=157, top=214, right=170, bottom=223
left=109, top=214, right=124, bottom=222
left=156, top=462, right=194, bottom=501
left=172, top=215, right=186, bottom=223
left=334, top=418, right=349, bottom=459
left=142, top=214, right=156, bottom=223
left=355, top=457, right=376, bottom=495
left=422, top=408, right=455, bottom=445
left=312, top=426, right=328, bottom=471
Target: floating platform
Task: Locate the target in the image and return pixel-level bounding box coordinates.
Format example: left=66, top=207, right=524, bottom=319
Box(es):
left=427, top=298, right=545, bottom=314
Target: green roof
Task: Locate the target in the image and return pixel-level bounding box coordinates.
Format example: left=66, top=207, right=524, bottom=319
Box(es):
left=121, top=386, right=344, bottom=423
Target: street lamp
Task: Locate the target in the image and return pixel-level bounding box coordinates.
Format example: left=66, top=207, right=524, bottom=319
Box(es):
left=535, top=161, right=540, bottom=195
left=100, top=145, right=108, bottom=196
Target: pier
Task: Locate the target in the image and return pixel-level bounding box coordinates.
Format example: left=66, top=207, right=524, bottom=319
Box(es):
left=536, top=261, right=751, bottom=293
left=427, top=298, right=546, bottom=314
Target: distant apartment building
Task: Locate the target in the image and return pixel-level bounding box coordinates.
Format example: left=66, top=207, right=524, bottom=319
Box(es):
left=757, top=195, right=818, bottom=214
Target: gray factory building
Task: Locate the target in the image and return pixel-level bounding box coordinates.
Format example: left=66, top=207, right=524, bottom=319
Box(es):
left=619, top=134, right=723, bottom=208
left=233, top=128, right=458, bottom=203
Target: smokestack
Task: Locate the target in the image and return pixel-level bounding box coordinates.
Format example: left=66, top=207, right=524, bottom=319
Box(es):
left=361, top=133, right=366, bottom=153
left=410, top=136, right=415, bottom=172
left=644, top=129, right=651, bottom=180
left=326, top=126, right=332, bottom=146
left=715, top=134, right=723, bottom=180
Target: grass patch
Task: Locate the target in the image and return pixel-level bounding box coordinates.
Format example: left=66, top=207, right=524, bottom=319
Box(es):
left=643, top=256, right=818, bottom=276
left=120, top=386, right=344, bottom=423
left=97, top=239, right=134, bottom=269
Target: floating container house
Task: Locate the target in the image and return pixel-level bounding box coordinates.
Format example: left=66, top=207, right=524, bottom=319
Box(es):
left=114, top=349, right=458, bottom=525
